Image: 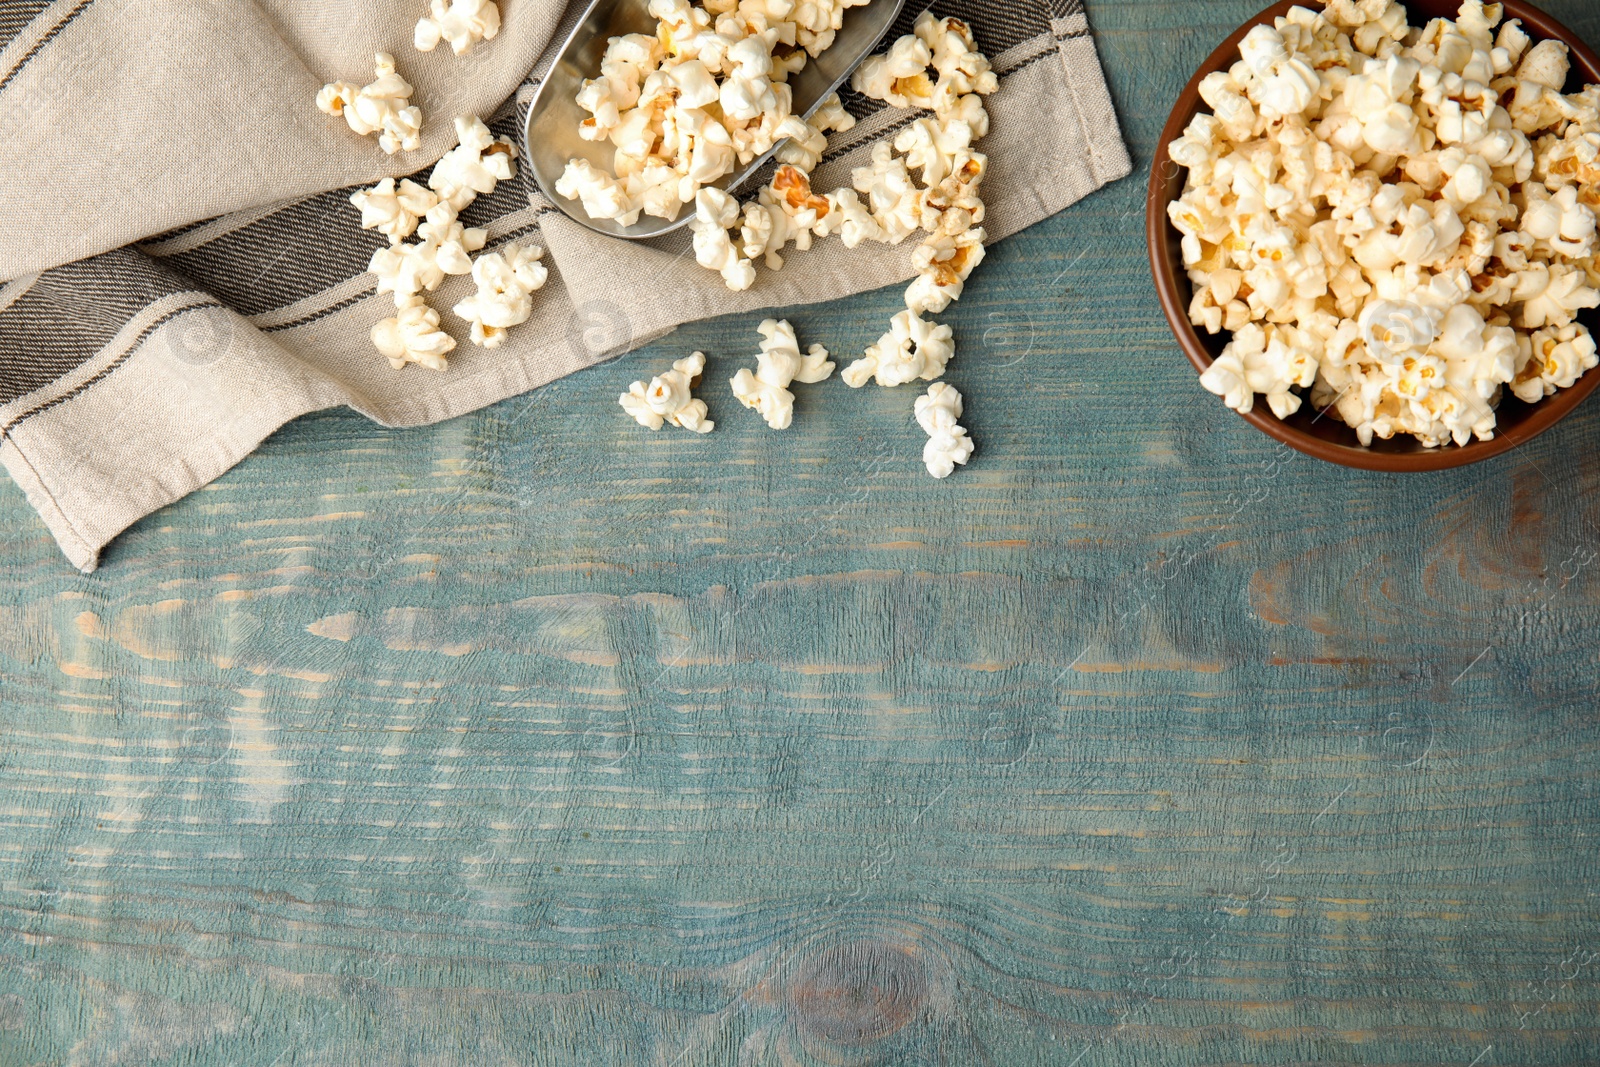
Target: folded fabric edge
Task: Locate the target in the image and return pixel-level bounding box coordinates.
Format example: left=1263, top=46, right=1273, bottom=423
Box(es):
left=0, top=6, right=1136, bottom=572
left=2, top=390, right=336, bottom=574
left=0, top=290, right=362, bottom=573
left=0, top=437, right=98, bottom=572
left=2, top=171, right=1109, bottom=576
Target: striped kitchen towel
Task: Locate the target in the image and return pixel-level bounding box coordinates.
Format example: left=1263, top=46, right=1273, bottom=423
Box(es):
left=0, top=0, right=1129, bottom=572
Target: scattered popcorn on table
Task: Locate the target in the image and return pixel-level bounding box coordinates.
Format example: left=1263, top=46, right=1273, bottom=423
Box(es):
left=357, top=116, right=546, bottom=370
left=843, top=310, right=956, bottom=388
left=1169, top=0, right=1600, bottom=448
left=620, top=351, right=716, bottom=433
left=373, top=297, right=458, bottom=371
left=555, top=6, right=1003, bottom=414
left=415, top=0, right=500, bottom=57
left=453, top=243, right=549, bottom=348
left=549, top=7, right=1011, bottom=471
left=730, top=319, right=834, bottom=430
left=317, top=53, right=424, bottom=154
left=915, top=382, right=974, bottom=478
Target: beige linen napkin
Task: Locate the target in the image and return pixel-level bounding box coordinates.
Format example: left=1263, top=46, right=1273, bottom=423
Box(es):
left=0, top=0, right=1129, bottom=571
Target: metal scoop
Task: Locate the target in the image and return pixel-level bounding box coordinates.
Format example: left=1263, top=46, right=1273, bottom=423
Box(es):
left=523, top=0, right=907, bottom=240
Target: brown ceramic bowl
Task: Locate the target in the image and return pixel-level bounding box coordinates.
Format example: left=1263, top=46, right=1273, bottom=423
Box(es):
left=1148, top=0, right=1600, bottom=471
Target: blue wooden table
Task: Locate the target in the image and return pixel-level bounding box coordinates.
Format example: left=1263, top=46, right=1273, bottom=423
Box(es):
left=5, top=2, right=1600, bottom=1064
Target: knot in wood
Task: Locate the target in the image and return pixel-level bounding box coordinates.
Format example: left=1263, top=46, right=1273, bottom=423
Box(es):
left=786, top=939, right=928, bottom=1047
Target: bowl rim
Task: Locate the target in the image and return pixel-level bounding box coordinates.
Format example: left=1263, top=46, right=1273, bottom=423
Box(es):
left=1147, top=0, right=1600, bottom=472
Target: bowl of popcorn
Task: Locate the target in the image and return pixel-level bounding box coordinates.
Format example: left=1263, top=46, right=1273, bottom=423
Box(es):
left=1149, top=0, right=1600, bottom=470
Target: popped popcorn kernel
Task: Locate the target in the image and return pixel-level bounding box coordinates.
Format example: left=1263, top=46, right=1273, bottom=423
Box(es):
left=621, top=351, right=716, bottom=433
left=317, top=53, right=423, bottom=154
left=730, top=318, right=834, bottom=430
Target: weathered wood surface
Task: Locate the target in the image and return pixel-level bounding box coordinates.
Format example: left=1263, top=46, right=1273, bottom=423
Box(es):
left=5, top=2, right=1600, bottom=1064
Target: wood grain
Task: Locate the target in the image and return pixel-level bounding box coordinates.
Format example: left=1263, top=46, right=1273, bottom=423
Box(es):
left=4, top=2, right=1600, bottom=1064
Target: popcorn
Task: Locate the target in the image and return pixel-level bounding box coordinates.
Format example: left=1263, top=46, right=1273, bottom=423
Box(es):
left=747, top=165, right=831, bottom=267
left=415, top=0, right=501, bottom=57
left=842, top=310, right=956, bottom=388
left=550, top=1, right=1001, bottom=477
left=669, top=58, right=723, bottom=109
left=1238, top=24, right=1322, bottom=120
left=918, top=151, right=986, bottom=232
left=651, top=0, right=711, bottom=58
left=556, top=0, right=1000, bottom=357
left=578, top=35, right=660, bottom=143
left=854, top=12, right=997, bottom=119
left=557, top=159, right=640, bottom=227
left=350, top=178, right=439, bottom=244
left=793, top=0, right=871, bottom=56
left=1536, top=129, right=1600, bottom=191
left=452, top=243, right=549, bottom=348
left=852, top=143, right=922, bottom=245
left=1344, top=54, right=1425, bottom=156
left=575, top=79, right=624, bottom=143
left=907, top=226, right=986, bottom=315
left=373, top=297, right=457, bottom=372
left=1171, top=0, right=1600, bottom=448
left=920, top=14, right=998, bottom=100
left=721, top=35, right=780, bottom=121
left=1519, top=263, right=1600, bottom=328
left=1513, top=322, right=1599, bottom=399
left=1359, top=298, right=1444, bottom=361
left=366, top=220, right=473, bottom=307
left=621, top=351, right=716, bottom=433
left=1335, top=0, right=1409, bottom=57
left=730, top=319, right=834, bottom=429
left=773, top=114, right=829, bottom=172
left=559, top=1, right=880, bottom=235
left=1516, top=38, right=1570, bottom=91
left=810, top=93, right=856, bottom=135
left=895, top=117, right=973, bottom=189
left=316, top=53, right=423, bottom=154
left=1198, top=348, right=1255, bottom=413
left=726, top=89, right=797, bottom=164
left=1199, top=71, right=1261, bottom=143
left=691, top=188, right=756, bottom=290
left=668, top=106, right=738, bottom=201
left=824, top=188, right=884, bottom=248
left=1522, top=184, right=1598, bottom=258
left=1435, top=303, right=1518, bottom=399
left=1200, top=322, right=1318, bottom=418
left=850, top=32, right=934, bottom=108
left=430, top=116, right=518, bottom=213
left=915, top=382, right=974, bottom=479
left=416, top=205, right=488, bottom=276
